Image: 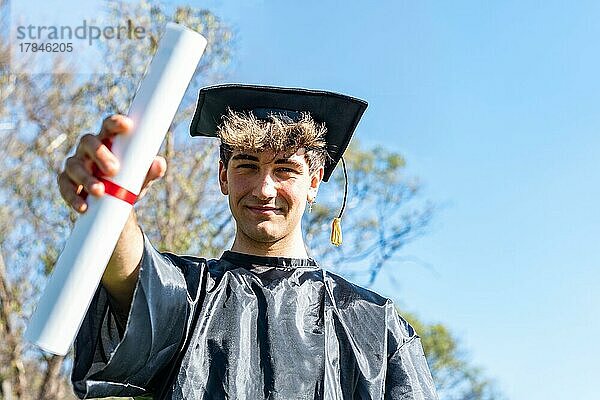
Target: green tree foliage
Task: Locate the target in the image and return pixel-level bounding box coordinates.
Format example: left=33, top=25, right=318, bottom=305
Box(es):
left=304, top=142, right=433, bottom=286
left=0, top=1, right=233, bottom=398
left=403, top=312, right=505, bottom=400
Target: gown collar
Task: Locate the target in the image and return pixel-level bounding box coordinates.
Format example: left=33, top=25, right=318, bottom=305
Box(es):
left=221, top=250, right=318, bottom=269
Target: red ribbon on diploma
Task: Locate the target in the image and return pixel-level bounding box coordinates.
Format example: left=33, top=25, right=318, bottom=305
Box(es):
left=84, top=138, right=138, bottom=205
left=97, top=177, right=138, bottom=205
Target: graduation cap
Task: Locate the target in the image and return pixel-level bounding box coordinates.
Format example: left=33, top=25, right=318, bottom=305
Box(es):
left=189, top=84, right=368, bottom=245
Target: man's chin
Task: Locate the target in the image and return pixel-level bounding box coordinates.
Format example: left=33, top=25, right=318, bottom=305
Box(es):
left=242, top=223, right=285, bottom=244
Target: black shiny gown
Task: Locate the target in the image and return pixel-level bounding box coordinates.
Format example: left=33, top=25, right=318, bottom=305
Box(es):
left=72, top=234, right=438, bottom=399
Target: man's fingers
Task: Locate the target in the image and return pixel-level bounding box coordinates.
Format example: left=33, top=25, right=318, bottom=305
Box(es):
left=64, top=157, right=105, bottom=196
left=75, top=134, right=120, bottom=176
left=138, top=156, right=167, bottom=200
left=57, top=115, right=133, bottom=213
left=57, top=173, right=87, bottom=212
left=147, top=156, right=167, bottom=181
left=74, top=134, right=97, bottom=157
left=57, top=172, right=94, bottom=213
left=98, top=114, right=133, bottom=140
left=140, top=156, right=167, bottom=187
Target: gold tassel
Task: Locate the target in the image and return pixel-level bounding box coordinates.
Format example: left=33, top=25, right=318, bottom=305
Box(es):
left=330, top=217, right=342, bottom=246
left=330, top=157, right=348, bottom=247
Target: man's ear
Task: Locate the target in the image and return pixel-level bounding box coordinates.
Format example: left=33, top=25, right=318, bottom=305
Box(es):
left=218, top=160, right=228, bottom=195
left=307, top=166, right=324, bottom=202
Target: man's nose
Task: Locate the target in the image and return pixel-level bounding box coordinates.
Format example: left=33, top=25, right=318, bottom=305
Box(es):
left=252, top=171, right=278, bottom=199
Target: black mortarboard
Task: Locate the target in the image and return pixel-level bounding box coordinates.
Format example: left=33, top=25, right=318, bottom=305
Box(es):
left=189, top=84, right=368, bottom=182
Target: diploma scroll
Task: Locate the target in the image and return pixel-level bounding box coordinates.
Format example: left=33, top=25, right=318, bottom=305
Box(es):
left=25, top=23, right=207, bottom=356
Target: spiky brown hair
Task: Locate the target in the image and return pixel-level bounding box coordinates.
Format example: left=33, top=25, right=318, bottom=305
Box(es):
left=217, top=109, right=329, bottom=173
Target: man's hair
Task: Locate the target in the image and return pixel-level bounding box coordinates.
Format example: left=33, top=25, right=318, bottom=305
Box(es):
left=217, top=109, right=329, bottom=174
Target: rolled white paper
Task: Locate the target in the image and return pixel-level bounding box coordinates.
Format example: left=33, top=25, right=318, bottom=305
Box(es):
left=25, top=23, right=207, bottom=355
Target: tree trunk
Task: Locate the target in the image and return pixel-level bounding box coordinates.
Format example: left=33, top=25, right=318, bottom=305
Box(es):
left=36, top=355, right=64, bottom=400
left=2, top=380, right=14, bottom=400
left=0, top=250, right=28, bottom=400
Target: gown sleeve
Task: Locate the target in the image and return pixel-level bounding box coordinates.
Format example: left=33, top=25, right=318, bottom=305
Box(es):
left=323, top=272, right=439, bottom=399
left=71, top=232, right=196, bottom=399
left=384, top=304, right=439, bottom=400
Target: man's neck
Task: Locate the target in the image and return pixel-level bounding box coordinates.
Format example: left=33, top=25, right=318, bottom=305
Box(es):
left=230, top=228, right=309, bottom=258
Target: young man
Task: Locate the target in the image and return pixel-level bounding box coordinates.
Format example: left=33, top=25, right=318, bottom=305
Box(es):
left=60, top=85, right=438, bottom=399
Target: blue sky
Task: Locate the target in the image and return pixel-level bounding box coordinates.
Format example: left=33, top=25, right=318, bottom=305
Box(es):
left=202, top=2, right=600, bottom=398
left=9, top=0, right=600, bottom=398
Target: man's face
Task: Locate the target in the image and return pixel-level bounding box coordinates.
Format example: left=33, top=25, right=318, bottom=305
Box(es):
left=219, top=148, right=323, bottom=246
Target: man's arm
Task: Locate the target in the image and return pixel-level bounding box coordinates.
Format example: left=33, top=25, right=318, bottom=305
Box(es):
left=102, top=209, right=144, bottom=314
left=57, top=114, right=166, bottom=314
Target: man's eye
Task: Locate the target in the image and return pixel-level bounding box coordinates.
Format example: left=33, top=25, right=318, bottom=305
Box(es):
left=277, top=167, right=298, bottom=174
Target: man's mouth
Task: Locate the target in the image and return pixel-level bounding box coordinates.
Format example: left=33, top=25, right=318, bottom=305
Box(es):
left=245, top=205, right=281, bottom=215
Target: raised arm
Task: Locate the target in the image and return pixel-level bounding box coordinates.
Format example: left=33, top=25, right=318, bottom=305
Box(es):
left=57, top=114, right=166, bottom=312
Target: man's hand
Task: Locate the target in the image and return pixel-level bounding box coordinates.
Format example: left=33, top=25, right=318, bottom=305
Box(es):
left=57, top=114, right=167, bottom=212
left=56, top=114, right=167, bottom=313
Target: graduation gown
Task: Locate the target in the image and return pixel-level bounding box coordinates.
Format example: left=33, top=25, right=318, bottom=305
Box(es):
left=72, top=234, right=438, bottom=399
